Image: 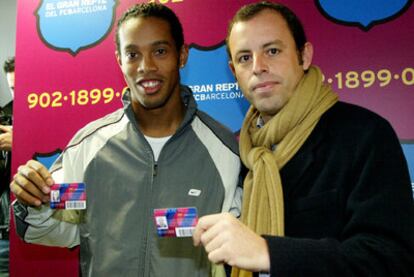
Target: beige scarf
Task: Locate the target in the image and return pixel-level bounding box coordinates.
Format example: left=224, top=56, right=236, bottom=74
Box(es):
left=231, top=66, right=337, bottom=277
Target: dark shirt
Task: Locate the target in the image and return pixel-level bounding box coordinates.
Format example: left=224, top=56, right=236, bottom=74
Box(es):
left=0, top=101, right=12, bottom=234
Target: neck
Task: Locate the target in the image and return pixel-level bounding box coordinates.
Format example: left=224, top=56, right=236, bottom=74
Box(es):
left=261, top=114, right=273, bottom=124
left=132, top=90, right=185, bottom=138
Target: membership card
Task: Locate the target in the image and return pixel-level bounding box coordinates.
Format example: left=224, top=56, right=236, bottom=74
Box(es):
left=50, top=182, right=86, bottom=210
left=153, top=207, right=198, bottom=237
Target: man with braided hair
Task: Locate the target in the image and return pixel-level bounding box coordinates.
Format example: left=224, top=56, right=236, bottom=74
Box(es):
left=11, top=3, right=241, bottom=276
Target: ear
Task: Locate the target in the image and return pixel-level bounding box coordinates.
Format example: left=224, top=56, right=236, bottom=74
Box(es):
left=179, top=44, right=189, bottom=68
left=228, top=61, right=236, bottom=77
left=301, top=42, right=313, bottom=70
left=116, top=50, right=122, bottom=67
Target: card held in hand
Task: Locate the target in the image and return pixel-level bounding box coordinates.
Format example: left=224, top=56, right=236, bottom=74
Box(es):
left=50, top=182, right=86, bottom=210
left=153, top=207, right=198, bottom=237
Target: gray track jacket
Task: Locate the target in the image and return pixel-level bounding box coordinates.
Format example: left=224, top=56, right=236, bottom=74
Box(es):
left=14, top=86, right=242, bottom=277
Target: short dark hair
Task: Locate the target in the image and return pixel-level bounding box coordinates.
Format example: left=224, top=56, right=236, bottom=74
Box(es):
left=226, top=1, right=307, bottom=62
left=115, top=3, right=184, bottom=53
left=3, top=56, right=15, bottom=73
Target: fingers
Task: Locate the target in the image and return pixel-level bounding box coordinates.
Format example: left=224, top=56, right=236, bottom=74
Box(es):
left=193, top=213, right=225, bottom=246
left=0, top=124, right=12, bottom=150
left=194, top=213, right=237, bottom=265
left=13, top=173, right=49, bottom=203
left=201, top=219, right=228, bottom=252
left=25, top=160, right=54, bottom=190
left=193, top=213, right=236, bottom=246
left=198, top=213, right=237, bottom=263
left=207, top=244, right=230, bottom=265
left=204, top=232, right=229, bottom=264
left=0, top=132, right=12, bottom=151
left=10, top=160, right=54, bottom=207
left=0, top=125, right=12, bottom=132
left=194, top=212, right=271, bottom=272
left=10, top=180, right=42, bottom=206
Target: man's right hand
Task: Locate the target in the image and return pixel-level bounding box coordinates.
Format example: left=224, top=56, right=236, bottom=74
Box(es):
left=0, top=125, right=12, bottom=151
left=10, top=160, right=54, bottom=207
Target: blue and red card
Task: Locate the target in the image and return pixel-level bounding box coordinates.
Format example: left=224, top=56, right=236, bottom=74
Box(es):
left=153, top=207, right=198, bottom=237
left=49, top=184, right=197, bottom=238
left=50, top=182, right=86, bottom=210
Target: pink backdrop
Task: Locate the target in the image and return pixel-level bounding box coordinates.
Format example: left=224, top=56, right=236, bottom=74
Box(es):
left=11, top=0, right=414, bottom=276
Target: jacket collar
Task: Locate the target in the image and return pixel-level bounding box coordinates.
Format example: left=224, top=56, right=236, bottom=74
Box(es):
left=121, top=85, right=198, bottom=135
left=280, top=112, right=328, bottom=197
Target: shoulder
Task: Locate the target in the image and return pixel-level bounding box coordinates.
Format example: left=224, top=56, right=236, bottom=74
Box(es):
left=320, top=101, right=396, bottom=139
left=325, top=101, right=386, bottom=123
left=66, top=108, right=126, bottom=148
left=193, top=110, right=239, bottom=156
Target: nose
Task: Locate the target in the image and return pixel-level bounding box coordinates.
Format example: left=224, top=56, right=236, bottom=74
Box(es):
left=252, top=54, right=268, bottom=75
left=138, top=54, right=157, bottom=73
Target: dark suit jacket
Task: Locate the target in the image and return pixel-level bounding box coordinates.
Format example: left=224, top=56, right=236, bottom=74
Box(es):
left=263, top=102, right=414, bottom=276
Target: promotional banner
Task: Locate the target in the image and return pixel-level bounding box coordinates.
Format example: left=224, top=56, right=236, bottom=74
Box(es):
left=12, top=0, right=413, bottom=275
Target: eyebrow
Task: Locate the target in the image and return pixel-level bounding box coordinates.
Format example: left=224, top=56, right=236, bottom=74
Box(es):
left=123, top=40, right=172, bottom=51
left=151, top=40, right=172, bottom=47
left=234, top=39, right=285, bottom=56
left=263, top=40, right=285, bottom=49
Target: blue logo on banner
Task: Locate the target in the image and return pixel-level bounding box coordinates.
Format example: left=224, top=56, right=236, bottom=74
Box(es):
left=36, top=0, right=117, bottom=55
left=33, top=149, right=62, bottom=170
left=317, top=0, right=411, bottom=30
left=181, top=44, right=250, bottom=133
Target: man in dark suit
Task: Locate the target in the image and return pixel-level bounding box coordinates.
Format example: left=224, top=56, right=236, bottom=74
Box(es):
left=193, top=2, right=414, bottom=276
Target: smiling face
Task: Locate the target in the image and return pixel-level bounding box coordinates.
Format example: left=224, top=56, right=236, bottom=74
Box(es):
left=228, top=9, right=312, bottom=123
left=116, top=16, right=187, bottom=112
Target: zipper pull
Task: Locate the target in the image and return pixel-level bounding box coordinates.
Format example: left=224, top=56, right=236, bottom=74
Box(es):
left=153, top=162, right=158, bottom=177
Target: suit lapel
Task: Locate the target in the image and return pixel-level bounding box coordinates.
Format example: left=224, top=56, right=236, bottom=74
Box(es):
left=280, top=119, right=327, bottom=198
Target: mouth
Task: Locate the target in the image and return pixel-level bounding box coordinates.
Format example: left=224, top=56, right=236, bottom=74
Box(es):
left=252, top=81, right=279, bottom=94
left=137, top=79, right=163, bottom=94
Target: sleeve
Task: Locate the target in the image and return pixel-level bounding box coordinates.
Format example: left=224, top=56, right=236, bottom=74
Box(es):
left=228, top=165, right=247, bottom=218
left=263, top=119, right=414, bottom=276
left=220, top=155, right=244, bottom=217
left=228, top=184, right=243, bottom=218
left=12, top=149, right=83, bottom=248
left=13, top=200, right=80, bottom=248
